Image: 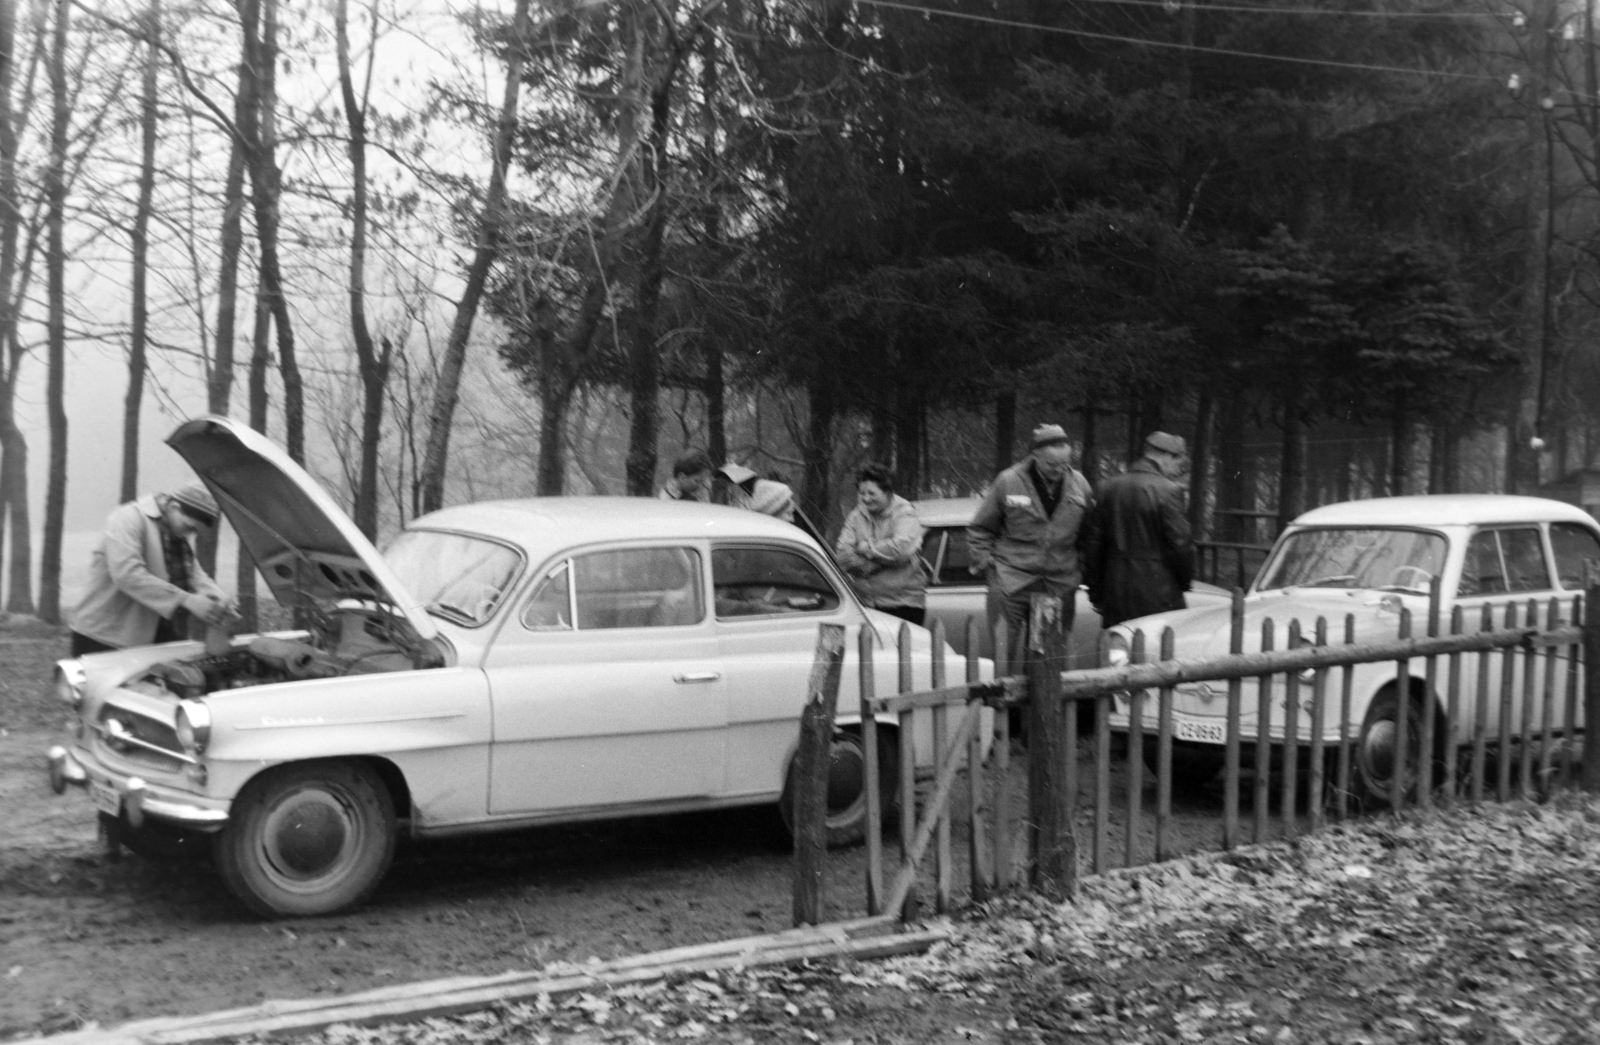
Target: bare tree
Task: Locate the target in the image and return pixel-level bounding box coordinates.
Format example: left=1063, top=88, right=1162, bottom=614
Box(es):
left=417, top=0, right=531, bottom=513
left=38, top=0, right=69, bottom=623
left=119, top=0, right=160, bottom=502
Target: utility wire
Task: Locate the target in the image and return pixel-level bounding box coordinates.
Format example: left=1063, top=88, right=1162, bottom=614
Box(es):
left=853, top=0, right=1502, bottom=82
left=1043, top=0, right=1502, bottom=19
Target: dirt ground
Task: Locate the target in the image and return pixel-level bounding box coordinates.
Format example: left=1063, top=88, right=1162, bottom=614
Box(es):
left=0, top=615, right=1235, bottom=1043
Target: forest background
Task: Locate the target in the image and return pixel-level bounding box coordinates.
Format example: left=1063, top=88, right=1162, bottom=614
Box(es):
left=0, top=0, right=1594, bottom=626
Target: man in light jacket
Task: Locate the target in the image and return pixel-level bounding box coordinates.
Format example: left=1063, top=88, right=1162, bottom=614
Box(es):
left=69, top=482, right=237, bottom=657
left=967, top=423, right=1094, bottom=667
left=834, top=463, right=926, bottom=625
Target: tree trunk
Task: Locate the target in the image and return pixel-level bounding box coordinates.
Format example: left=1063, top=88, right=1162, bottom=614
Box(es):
left=418, top=0, right=533, bottom=512
left=893, top=386, right=921, bottom=498
left=705, top=343, right=725, bottom=465
left=337, top=0, right=387, bottom=537
left=0, top=0, right=19, bottom=603
left=1217, top=396, right=1247, bottom=544
left=1188, top=391, right=1212, bottom=539
left=993, top=389, right=1015, bottom=475
left=38, top=0, right=69, bottom=623
left=236, top=292, right=272, bottom=631
left=121, top=0, right=158, bottom=504
left=1390, top=396, right=1409, bottom=497
left=209, top=0, right=254, bottom=417
left=2, top=411, right=30, bottom=614
left=1080, top=400, right=1098, bottom=486
left=1276, top=381, right=1306, bottom=535
left=624, top=12, right=669, bottom=498
left=801, top=367, right=836, bottom=532
left=536, top=367, right=576, bottom=496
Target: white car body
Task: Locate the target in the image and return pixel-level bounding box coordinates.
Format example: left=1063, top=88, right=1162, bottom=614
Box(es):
left=47, top=417, right=990, bottom=916
left=1103, top=495, right=1599, bottom=796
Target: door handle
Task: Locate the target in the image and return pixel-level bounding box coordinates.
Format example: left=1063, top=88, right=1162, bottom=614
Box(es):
left=674, top=671, right=721, bottom=684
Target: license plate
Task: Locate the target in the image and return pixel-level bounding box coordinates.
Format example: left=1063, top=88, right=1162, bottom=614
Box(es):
left=90, top=779, right=120, bottom=817
left=1175, top=718, right=1226, bottom=744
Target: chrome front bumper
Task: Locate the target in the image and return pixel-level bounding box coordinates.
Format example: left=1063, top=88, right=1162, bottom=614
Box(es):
left=46, top=745, right=229, bottom=832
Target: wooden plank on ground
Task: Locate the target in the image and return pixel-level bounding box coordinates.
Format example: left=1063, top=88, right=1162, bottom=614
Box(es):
left=21, top=917, right=933, bottom=1045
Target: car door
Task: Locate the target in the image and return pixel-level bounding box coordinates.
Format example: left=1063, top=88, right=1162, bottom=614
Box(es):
left=483, top=543, right=726, bottom=816
left=710, top=541, right=865, bottom=799
left=1452, top=525, right=1557, bottom=742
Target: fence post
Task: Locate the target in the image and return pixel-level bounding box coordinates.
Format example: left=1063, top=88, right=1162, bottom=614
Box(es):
left=792, top=622, right=846, bottom=927
left=1026, top=593, right=1075, bottom=898
left=1584, top=584, right=1600, bottom=792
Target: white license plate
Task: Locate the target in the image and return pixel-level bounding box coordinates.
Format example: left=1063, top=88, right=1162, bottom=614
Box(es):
left=90, top=779, right=120, bottom=817
left=1175, top=718, right=1226, bottom=744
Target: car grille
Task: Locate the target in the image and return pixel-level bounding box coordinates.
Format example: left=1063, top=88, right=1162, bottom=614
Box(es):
left=95, top=706, right=185, bottom=773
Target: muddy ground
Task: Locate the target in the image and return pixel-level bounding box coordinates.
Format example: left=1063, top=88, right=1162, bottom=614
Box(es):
left=0, top=615, right=1230, bottom=1042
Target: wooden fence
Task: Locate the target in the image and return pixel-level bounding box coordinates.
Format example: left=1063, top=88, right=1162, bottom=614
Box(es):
left=793, top=585, right=1600, bottom=924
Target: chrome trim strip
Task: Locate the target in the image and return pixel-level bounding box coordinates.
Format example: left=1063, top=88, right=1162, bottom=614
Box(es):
left=233, top=712, right=466, bottom=730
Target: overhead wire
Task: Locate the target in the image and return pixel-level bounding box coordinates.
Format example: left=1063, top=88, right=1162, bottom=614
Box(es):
left=850, top=0, right=1505, bottom=84
left=1036, top=0, right=1503, bottom=18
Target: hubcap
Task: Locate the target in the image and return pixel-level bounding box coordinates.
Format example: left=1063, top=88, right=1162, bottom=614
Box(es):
left=1363, top=720, right=1397, bottom=783
left=826, top=741, right=866, bottom=815
left=264, top=790, right=353, bottom=880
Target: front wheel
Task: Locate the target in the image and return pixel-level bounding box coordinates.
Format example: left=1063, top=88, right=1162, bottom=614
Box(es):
left=778, top=729, right=899, bottom=848
left=1353, top=690, right=1443, bottom=809
left=214, top=760, right=396, bottom=918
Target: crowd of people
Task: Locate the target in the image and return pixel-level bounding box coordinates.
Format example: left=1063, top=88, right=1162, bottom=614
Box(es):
left=71, top=431, right=1192, bottom=659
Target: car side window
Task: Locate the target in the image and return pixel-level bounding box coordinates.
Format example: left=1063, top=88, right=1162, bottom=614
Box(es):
left=712, top=546, right=841, bottom=618
left=1501, top=528, right=1551, bottom=592
left=1459, top=528, right=1551, bottom=598
left=937, top=527, right=975, bottom=584
left=521, top=548, right=703, bottom=631
left=521, top=561, right=572, bottom=630
left=1458, top=532, right=1506, bottom=597
left=1550, top=523, right=1600, bottom=590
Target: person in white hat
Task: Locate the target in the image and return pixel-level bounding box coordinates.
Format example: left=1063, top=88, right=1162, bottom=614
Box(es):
left=967, top=423, right=1094, bottom=666
left=68, top=481, right=237, bottom=656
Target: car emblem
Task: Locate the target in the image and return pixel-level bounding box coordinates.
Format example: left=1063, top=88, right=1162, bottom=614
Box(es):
left=1177, top=681, right=1218, bottom=704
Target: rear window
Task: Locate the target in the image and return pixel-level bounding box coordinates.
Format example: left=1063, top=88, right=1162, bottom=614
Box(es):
left=1550, top=523, right=1600, bottom=590
left=712, top=546, right=840, bottom=618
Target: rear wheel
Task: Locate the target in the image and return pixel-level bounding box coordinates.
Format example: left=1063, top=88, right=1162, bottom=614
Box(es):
left=778, top=729, right=899, bottom=848
left=214, top=760, right=396, bottom=918
left=1354, top=689, right=1443, bottom=808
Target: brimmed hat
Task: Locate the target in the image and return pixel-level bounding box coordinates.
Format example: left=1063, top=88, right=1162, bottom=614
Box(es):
left=1031, top=423, right=1071, bottom=450
left=1145, top=431, right=1188, bottom=456
left=168, top=481, right=219, bottom=526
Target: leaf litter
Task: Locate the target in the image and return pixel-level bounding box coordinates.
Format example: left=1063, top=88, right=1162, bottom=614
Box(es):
left=285, top=795, right=1600, bottom=1044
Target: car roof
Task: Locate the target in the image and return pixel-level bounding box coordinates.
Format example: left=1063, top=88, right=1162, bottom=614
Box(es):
left=407, top=496, right=822, bottom=553
left=911, top=497, right=982, bottom=527
left=1289, top=494, right=1598, bottom=529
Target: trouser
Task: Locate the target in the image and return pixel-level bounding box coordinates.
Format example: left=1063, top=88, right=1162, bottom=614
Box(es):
left=984, top=578, right=1076, bottom=674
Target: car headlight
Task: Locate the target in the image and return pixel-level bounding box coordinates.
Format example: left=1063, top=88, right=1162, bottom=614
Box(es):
left=1104, top=632, right=1130, bottom=668
left=53, top=661, right=86, bottom=708
left=175, top=700, right=212, bottom=756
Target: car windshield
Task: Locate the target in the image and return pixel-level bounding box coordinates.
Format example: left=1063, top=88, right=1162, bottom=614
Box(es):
left=384, top=529, right=523, bottom=626
left=1257, top=527, right=1447, bottom=594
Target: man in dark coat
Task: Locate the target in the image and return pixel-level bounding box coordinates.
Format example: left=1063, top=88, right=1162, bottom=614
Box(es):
left=1082, top=431, right=1195, bottom=627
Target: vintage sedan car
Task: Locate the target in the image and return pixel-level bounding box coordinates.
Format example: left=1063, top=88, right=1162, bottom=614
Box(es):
left=45, top=417, right=988, bottom=918
left=916, top=497, right=1229, bottom=669
left=1102, top=495, right=1599, bottom=802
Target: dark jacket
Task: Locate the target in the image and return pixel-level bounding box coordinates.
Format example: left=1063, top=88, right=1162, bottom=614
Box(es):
left=1081, top=459, right=1194, bottom=627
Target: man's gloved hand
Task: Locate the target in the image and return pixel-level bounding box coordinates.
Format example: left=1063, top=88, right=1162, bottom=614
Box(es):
left=183, top=592, right=238, bottom=628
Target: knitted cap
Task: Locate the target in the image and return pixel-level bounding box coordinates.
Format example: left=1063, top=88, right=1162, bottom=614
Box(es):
left=168, top=481, right=219, bottom=526
left=1145, top=431, right=1188, bottom=456
left=1031, top=423, right=1071, bottom=449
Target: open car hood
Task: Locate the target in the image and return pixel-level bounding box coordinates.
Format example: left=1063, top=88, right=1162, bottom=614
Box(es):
left=166, top=416, right=438, bottom=644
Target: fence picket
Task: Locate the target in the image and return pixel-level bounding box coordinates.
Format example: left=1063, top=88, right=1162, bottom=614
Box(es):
left=859, top=627, right=882, bottom=916
left=1444, top=606, right=1464, bottom=799
left=965, top=617, right=989, bottom=902
left=1094, top=690, right=1110, bottom=875
left=1126, top=630, right=1147, bottom=869
left=1419, top=580, right=1441, bottom=810
left=1282, top=619, right=1301, bottom=841
left=1392, top=607, right=1412, bottom=813
left=896, top=625, right=918, bottom=919
left=992, top=618, right=1011, bottom=894
left=1254, top=619, right=1274, bottom=844
left=1337, top=614, right=1355, bottom=819
left=1308, top=617, right=1328, bottom=833
left=1563, top=595, right=1583, bottom=790
left=929, top=619, right=951, bottom=914
left=1472, top=603, right=1493, bottom=805
left=1223, top=589, right=1244, bottom=849
left=1156, top=627, right=1175, bottom=863
left=1539, top=597, right=1560, bottom=794
left=1520, top=600, right=1539, bottom=797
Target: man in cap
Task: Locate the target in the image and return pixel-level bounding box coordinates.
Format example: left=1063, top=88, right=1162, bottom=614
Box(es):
left=1081, top=431, right=1195, bottom=627
left=69, top=481, right=238, bottom=656
left=967, top=423, right=1095, bottom=665
left=659, top=449, right=715, bottom=503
